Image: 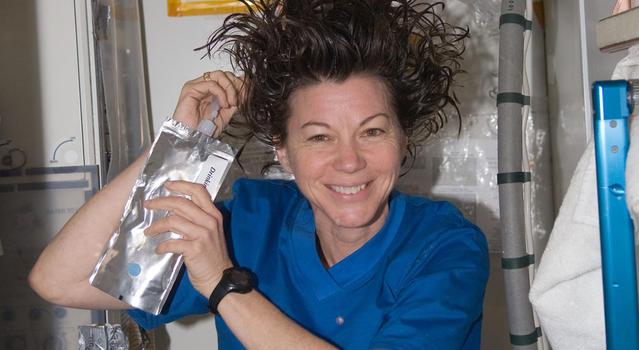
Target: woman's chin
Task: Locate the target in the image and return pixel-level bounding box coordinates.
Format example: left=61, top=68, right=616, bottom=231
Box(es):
left=329, top=209, right=382, bottom=230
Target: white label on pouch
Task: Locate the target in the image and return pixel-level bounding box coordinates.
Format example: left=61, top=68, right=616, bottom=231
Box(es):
left=195, top=152, right=232, bottom=199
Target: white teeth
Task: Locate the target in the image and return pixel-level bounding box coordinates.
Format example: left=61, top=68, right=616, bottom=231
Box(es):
left=331, top=183, right=367, bottom=195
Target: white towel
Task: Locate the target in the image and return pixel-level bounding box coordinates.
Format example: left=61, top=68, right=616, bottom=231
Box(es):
left=529, top=45, right=639, bottom=350
left=529, top=141, right=605, bottom=350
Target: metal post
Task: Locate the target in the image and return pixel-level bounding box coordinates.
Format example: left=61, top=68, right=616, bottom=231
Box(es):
left=591, top=79, right=639, bottom=350
left=497, top=0, right=540, bottom=348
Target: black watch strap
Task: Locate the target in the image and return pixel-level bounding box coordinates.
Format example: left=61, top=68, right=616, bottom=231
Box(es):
left=208, top=267, right=257, bottom=314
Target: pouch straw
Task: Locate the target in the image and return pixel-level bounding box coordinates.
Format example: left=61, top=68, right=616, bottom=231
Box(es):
left=89, top=118, right=236, bottom=315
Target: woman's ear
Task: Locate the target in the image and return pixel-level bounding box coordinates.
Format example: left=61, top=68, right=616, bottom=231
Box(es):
left=275, top=145, right=293, bottom=173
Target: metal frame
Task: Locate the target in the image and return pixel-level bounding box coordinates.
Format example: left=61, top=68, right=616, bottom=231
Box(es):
left=592, top=79, right=639, bottom=350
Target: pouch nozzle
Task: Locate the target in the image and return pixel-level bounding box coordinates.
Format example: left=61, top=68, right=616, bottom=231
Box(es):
left=197, top=99, right=220, bottom=137
left=197, top=119, right=216, bottom=137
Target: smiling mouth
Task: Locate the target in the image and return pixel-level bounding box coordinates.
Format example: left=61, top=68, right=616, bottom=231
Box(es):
left=329, top=183, right=368, bottom=195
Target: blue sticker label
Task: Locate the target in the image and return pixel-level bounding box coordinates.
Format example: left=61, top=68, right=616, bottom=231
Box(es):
left=127, top=262, right=142, bottom=277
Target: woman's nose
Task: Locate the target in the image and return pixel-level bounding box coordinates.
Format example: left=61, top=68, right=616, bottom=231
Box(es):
left=333, top=141, right=366, bottom=173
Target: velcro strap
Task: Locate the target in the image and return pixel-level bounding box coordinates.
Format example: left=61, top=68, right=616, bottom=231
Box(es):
left=510, top=327, right=542, bottom=346
left=497, top=92, right=530, bottom=106
left=500, top=13, right=533, bottom=30
left=497, top=172, right=531, bottom=185
left=501, top=254, right=535, bottom=269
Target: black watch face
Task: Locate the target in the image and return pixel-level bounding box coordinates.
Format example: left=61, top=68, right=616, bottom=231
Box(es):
left=229, top=269, right=252, bottom=285
left=226, top=268, right=256, bottom=294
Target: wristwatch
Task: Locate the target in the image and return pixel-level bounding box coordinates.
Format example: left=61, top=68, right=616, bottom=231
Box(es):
left=208, top=267, right=257, bottom=314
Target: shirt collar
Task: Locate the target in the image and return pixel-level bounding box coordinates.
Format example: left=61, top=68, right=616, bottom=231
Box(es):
left=289, top=190, right=405, bottom=301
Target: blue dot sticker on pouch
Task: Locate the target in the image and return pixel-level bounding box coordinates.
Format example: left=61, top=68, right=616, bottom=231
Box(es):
left=127, top=263, right=142, bottom=277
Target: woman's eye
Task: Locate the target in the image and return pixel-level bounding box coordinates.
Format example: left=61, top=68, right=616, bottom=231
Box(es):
left=308, top=134, right=329, bottom=142
left=364, top=128, right=385, bottom=137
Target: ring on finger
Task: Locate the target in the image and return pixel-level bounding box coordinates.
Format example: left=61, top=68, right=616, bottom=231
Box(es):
left=203, top=71, right=213, bottom=81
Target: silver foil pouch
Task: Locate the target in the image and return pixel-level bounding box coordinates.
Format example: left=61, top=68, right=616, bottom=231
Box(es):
left=89, top=118, right=236, bottom=315
left=78, top=324, right=128, bottom=350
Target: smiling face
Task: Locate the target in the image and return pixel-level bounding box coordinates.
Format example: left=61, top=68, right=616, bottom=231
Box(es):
left=276, top=74, right=406, bottom=249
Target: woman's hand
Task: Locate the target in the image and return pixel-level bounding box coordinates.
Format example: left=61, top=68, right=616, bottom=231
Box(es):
left=173, top=71, right=244, bottom=137
left=143, top=180, right=233, bottom=297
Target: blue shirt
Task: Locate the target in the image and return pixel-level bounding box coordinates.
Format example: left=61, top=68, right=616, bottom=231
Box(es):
left=129, top=179, right=489, bottom=349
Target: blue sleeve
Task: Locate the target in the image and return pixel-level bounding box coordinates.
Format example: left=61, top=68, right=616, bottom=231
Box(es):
left=369, top=226, right=489, bottom=350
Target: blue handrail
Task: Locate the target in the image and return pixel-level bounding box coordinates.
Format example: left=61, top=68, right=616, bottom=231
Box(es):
left=592, top=79, right=639, bottom=350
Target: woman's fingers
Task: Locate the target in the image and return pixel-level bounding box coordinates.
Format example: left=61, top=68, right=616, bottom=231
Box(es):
left=214, top=106, right=238, bottom=137
left=155, top=233, right=216, bottom=257
left=202, top=72, right=244, bottom=137
left=196, top=71, right=244, bottom=108
left=172, top=70, right=244, bottom=130
left=143, top=181, right=224, bottom=236
left=144, top=214, right=206, bottom=241
left=145, top=196, right=219, bottom=233
left=207, top=71, right=239, bottom=106
left=173, top=80, right=227, bottom=128
left=164, top=181, right=221, bottom=219
left=155, top=238, right=189, bottom=255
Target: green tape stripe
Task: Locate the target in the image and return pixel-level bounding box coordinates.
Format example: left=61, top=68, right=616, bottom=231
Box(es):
left=497, top=92, right=530, bottom=106
left=497, top=172, right=531, bottom=185
left=510, top=327, right=542, bottom=346
left=501, top=255, right=535, bottom=270
left=500, top=13, right=533, bottom=30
